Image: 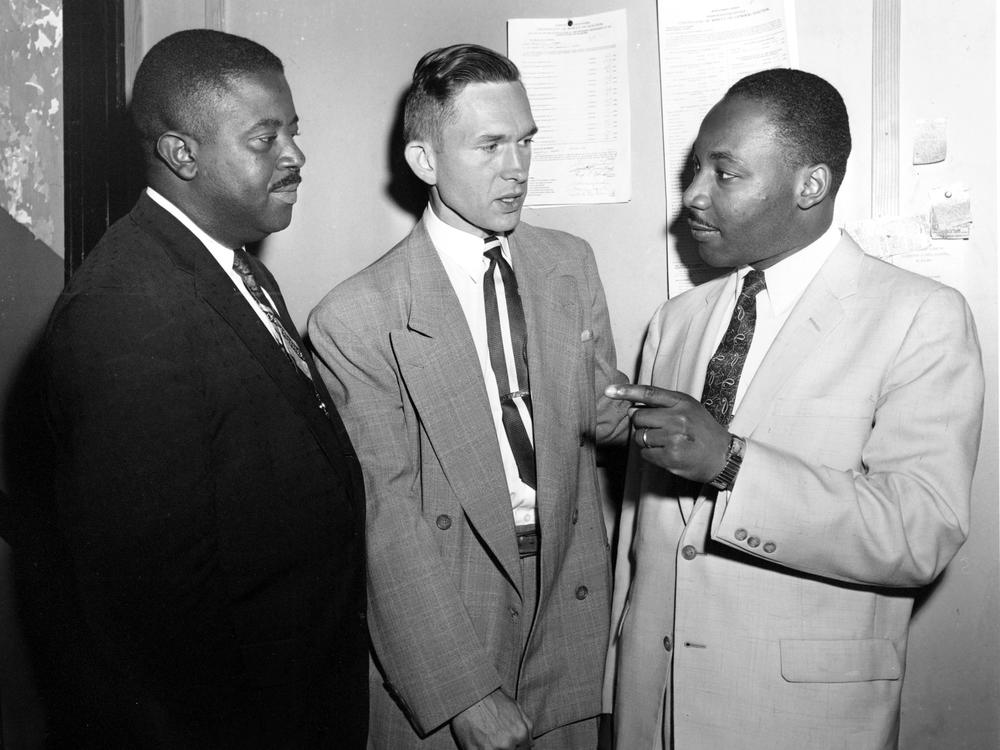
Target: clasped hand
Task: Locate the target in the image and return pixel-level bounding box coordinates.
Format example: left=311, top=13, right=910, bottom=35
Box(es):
left=605, top=384, right=730, bottom=483
left=451, top=688, right=533, bottom=750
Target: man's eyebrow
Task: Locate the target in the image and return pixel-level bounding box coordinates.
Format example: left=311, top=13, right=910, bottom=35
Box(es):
left=474, top=124, right=538, bottom=142
left=709, top=149, right=738, bottom=162
left=248, top=114, right=298, bottom=130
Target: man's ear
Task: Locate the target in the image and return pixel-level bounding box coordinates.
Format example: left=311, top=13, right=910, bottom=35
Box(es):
left=403, top=141, right=437, bottom=187
left=155, top=132, right=198, bottom=181
left=797, top=163, right=831, bottom=209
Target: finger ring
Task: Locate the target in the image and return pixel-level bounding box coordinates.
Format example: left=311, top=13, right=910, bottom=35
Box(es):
left=641, top=428, right=650, bottom=448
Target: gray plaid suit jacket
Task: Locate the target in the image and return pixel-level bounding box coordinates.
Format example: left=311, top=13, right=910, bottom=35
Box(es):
left=309, top=217, right=630, bottom=747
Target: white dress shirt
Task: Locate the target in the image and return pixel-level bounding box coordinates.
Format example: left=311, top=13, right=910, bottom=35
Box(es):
left=423, top=205, right=537, bottom=526
left=146, top=187, right=284, bottom=344
left=709, top=224, right=843, bottom=414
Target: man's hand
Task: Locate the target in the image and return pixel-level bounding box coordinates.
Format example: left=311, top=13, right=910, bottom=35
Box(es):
left=605, top=384, right=731, bottom=482
left=451, top=688, right=533, bottom=750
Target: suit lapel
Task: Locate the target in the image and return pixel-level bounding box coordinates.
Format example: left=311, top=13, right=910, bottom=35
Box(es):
left=658, top=278, right=731, bottom=523
left=507, top=229, right=577, bottom=570
left=131, top=196, right=361, bottom=500
left=729, top=237, right=862, bottom=437
left=390, top=222, right=523, bottom=589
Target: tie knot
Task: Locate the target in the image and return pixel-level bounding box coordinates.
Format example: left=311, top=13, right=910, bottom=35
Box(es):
left=483, top=235, right=503, bottom=262
left=741, top=269, right=766, bottom=298
left=232, top=247, right=253, bottom=277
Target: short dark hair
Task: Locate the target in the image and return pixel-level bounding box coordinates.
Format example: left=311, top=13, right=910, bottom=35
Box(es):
left=131, top=29, right=283, bottom=157
left=726, top=68, right=852, bottom=195
left=403, top=43, right=521, bottom=144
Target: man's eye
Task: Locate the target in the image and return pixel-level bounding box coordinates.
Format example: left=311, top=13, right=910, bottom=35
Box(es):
left=716, top=170, right=736, bottom=181
left=480, top=143, right=498, bottom=153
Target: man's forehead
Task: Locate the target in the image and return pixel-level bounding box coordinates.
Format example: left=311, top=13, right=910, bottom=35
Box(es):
left=696, top=97, right=776, bottom=148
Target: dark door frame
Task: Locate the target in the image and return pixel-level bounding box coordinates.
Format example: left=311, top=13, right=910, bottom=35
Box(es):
left=62, top=0, right=139, bottom=279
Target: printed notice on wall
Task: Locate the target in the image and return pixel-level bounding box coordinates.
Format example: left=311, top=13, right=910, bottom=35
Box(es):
left=508, top=10, right=630, bottom=206
left=659, top=0, right=797, bottom=296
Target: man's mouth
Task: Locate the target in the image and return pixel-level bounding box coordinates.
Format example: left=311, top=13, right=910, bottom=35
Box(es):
left=687, top=215, right=719, bottom=236
left=270, top=175, right=301, bottom=204
left=496, top=192, right=525, bottom=209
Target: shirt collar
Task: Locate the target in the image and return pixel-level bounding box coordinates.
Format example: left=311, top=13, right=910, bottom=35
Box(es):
left=146, top=187, right=238, bottom=266
left=423, top=204, right=511, bottom=281
left=737, top=224, right=842, bottom=315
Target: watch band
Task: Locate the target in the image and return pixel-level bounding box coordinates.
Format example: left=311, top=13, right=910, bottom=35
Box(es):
left=708, top=434, right=747, bottom=491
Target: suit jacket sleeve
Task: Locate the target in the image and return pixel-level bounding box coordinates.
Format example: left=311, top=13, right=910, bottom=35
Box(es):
left=45, top=290, right=244, bottom=694
left=308, top=302, right=501, bottom=734
left=582, top=240, right=631, bottom=445
left=713, top=285, right=984, bottom=587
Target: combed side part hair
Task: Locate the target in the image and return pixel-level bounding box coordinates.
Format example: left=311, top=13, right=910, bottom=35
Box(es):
left=403, top=43, right=521, bottom=144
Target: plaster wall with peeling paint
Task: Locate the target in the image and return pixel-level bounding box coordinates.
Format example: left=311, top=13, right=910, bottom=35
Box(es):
left=1, top=2, right=65, bottom=747
left=1, top=0, right=63, bottom=254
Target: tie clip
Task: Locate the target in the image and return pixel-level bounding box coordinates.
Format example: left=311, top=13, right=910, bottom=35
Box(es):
left=500, top=389, right=530, bottom=402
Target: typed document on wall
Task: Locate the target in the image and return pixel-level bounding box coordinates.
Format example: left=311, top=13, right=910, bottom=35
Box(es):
left=659, top=0, right=797, bottom=296
left=509, top=9, right=631, bottom=206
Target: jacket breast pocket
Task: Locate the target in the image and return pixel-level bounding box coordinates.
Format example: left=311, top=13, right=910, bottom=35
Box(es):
left=780, top=638, right=902, bottom=683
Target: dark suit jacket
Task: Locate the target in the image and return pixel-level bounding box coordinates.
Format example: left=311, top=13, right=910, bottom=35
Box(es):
left=42, top=193, right=367, bottom=748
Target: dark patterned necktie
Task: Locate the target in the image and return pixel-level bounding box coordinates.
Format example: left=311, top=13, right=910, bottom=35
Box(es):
left=701, top=269, right=767, bottom=426
left=483, top=235, right=536, bottom=489
left=232, top=248, right=313, bottom=382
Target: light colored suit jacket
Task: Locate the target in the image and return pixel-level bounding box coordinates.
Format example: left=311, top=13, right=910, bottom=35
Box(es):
left=604, top=235, right=983, bottom=750
left=309, top=218, right=630, bottom=747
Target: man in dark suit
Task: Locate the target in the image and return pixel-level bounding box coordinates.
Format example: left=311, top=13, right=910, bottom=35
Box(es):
left=309, top=44, right=631, bottom=749
left=42, top=29, right=366, bottom=748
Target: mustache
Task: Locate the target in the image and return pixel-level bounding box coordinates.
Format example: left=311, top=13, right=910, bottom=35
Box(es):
left=270, top=173, right=302, bottom=190
left=686, top=211, right=718, bottom=230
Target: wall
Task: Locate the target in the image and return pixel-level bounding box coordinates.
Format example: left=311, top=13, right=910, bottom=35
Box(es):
left=0, top=1, right=65, bottom=746
left=891, top=2, right=998, bottom=746
left=81, top=1, right=1000, bottom=747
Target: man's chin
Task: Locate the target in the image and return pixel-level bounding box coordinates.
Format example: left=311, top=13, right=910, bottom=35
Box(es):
left=486, top=210, right=522, bottom=235
left=696, top=245, right=735, bottom=269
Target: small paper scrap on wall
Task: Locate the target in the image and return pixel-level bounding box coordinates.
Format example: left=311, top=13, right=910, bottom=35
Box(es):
left=929, top=184, right=972, bottom=240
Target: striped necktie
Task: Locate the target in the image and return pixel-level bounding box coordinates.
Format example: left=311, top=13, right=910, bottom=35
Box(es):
left=483, top=235, right=536, bottom=489
left=232, top=247, right=313, bottom=383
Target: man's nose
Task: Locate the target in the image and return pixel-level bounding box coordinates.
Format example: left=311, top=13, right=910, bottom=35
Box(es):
left=682, top=172, right=709, bottom=210
left=502, top=144, right=529, bottom=181
left=280, top=138, right=306, bottom=170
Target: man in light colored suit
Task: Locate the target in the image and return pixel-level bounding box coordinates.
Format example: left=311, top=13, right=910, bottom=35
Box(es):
left=309, top=44, right=631, bottom=749
left=602, top=69, right=983, bottom=750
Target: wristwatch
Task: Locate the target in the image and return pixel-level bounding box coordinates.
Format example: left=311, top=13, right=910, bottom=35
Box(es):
left=708, top=434, right=747, bottom=491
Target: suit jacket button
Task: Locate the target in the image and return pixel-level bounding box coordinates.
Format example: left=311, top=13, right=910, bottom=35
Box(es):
left=734, top=528, right=748, bottom=541
left=763, top=541, right=776, bottom=553
left=747, top=536, right=760, bottom=548
left=509, top=606, right=520, bottom=622
left=575, top=585, right=589, bottom=600
left=571, top=508, right=579, bottom=524
left=662, top=636, right=672, bottom=652
left=681, top=545, right=697, bottom=560
left=436, top=514, right=452, bottom=530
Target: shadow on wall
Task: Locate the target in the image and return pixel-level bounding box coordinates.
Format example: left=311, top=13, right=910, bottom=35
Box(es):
left=668, top=147, right=729, bottom=289
left=384, top=86, right=432, bottom=221
left=0, top=211, right=98, bottom=749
